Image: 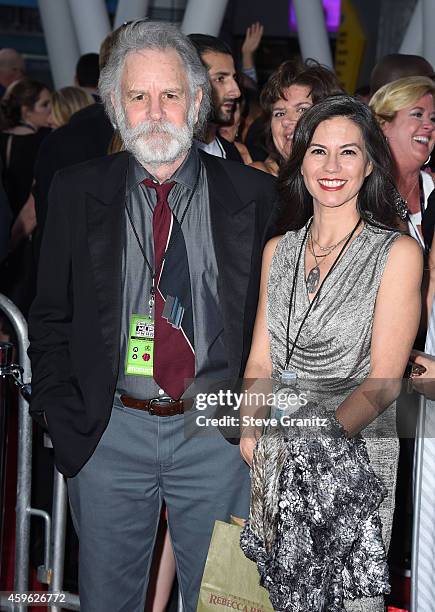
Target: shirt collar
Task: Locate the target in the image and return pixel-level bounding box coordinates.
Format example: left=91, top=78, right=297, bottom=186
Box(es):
left=126, top=143, right=200, bottom=194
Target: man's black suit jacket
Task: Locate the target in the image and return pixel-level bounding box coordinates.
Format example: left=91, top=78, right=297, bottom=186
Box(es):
left=217, top=135, right=243, bottom=163
left=28, top=150, right=276, bottom=477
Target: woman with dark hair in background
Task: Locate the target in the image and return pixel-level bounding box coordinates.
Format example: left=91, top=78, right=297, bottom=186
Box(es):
left=0, top=78, right=51, bottom=315
left=240, top=96, right=421, bottom=611
left=0, top=78, right=51, bottom=217
left=250, top=58, right=343, bottom=176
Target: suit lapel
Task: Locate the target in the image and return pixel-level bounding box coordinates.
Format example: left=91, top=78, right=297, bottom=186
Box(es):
left=201, top=152, right=255, bottom=376
left=86, top=152, right=128, bottom=377
left=217, top=135, right=243, bottom=163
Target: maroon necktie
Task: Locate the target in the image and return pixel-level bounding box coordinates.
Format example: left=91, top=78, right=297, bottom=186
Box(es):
left=143, top=179, right=195, bottom=400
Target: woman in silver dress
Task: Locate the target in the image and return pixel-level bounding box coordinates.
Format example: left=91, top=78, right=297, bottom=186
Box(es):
left=240, top=96, right=422, bottom=611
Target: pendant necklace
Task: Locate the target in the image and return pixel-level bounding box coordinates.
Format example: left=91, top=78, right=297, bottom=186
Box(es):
left=311, top=228, right=354, bottom=252
left=305, top=234, right=326, bottom=294
left=305, top=222, right=360, bottom=294
left=284, top=217, right=362, bottom=370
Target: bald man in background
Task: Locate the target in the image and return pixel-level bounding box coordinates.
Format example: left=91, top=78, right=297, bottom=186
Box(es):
left=0, top=48, right=25, bottom=96
left=370, top=53, right=434, bottom=95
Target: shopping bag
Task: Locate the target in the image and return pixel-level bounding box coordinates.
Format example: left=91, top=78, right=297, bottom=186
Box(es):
left=197, top=520, right=274, bottom=612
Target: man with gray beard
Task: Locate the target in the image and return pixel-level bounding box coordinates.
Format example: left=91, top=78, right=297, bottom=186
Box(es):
left=28, top=20, right=275, bottom=612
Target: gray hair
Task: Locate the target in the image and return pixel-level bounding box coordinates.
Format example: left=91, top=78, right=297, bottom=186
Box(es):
left=99, top=20, right=211, bottom=137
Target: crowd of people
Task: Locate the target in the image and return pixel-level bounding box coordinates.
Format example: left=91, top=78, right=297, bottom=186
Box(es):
left=1, top=16, right=435, bottom=612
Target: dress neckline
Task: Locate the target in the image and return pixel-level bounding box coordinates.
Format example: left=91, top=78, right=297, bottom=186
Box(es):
left=300, top=221, right=368, bottom=307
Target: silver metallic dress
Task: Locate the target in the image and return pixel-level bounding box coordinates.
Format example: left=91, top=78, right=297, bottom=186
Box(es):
left=241, top=222, right=401, bottom=612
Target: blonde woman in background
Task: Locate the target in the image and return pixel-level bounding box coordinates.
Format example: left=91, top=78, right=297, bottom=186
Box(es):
left=370, top=76, right=435, bottom=250
left=108, top=129, right=123, bottom=155
left=371, top=77, right=435, bottom=586
left=48, top=86, right=94, bottom=129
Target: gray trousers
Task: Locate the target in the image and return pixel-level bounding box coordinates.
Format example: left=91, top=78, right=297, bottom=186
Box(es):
left=67, top=402, right=250, bottom=612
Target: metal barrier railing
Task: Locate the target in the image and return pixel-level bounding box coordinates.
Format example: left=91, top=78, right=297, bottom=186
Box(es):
left=0, top=294, right=33, bottom=612
left=410, top=392, right=428, bottom=612
left=0, top=341, right=13, bottom=577
left=0, top=294, right=79, bottom=612
left=0, top=293, right=180, bottom=612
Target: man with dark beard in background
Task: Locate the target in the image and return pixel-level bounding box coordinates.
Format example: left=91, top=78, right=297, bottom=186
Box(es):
left=28, top=20, right=275, bottom=612
left=188, top=33, right=244, bottom=162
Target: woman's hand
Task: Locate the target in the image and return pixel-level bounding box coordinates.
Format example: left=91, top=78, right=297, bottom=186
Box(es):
left=410, top=350, right=435, bottom=399
left=9, top=192, right=36, bottom=251
left=241, top=22, right=264, bottom=70
left=240, top=434, right=258, bottom=466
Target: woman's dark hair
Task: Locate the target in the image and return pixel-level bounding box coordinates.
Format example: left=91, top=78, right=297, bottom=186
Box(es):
left=260, top=58, right=344, bottom=162
left=0, top=78, right=47, bottom=129
left=277, top=94, right=399, bottom=232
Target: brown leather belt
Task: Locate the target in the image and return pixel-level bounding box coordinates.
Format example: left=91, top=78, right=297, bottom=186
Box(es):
left=120, top=394, right=193, bottom=416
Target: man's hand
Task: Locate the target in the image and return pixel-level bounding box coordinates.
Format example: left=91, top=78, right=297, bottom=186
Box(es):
left=241, top=22, right=264, bottom=69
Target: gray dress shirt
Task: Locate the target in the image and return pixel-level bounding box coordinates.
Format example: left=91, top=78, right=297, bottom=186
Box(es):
left=116, top=145, right=230, bottom=400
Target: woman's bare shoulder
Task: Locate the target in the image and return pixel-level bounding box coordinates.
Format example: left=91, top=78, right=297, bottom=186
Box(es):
left=382, top=233, right=423, bottom=283
left=250, top=160, right=269, bottom=172
left=249, top=158, right=278, bottom=177
left=389, top=233, right=422, bottom=262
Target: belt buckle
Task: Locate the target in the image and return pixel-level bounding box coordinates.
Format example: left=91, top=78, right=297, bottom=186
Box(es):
left=148, top=397, right=172, bottom=416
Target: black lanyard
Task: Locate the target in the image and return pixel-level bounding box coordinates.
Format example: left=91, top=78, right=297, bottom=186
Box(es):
left=284, top=217, right=362, bottom=370
left=407, top=173, right=428, bottom=255
left=124, top=164, right=201, bottom=289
